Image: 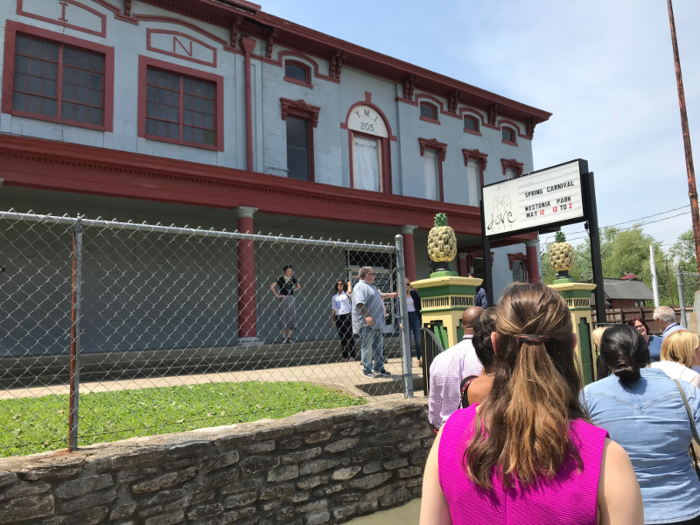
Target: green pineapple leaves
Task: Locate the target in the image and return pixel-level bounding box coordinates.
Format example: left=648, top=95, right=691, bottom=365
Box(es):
left=434, top=213, right=449, bottom=228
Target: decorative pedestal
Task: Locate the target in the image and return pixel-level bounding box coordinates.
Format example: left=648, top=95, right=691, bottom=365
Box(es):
left=411, top=276, right=483, bottom=349
left=549, top=281, right=597, bottom=385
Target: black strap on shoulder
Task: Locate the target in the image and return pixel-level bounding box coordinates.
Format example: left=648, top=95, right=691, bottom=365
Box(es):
left=674, top=379, right=700, bottom=444
left=459, top=375, right=478, bottom=409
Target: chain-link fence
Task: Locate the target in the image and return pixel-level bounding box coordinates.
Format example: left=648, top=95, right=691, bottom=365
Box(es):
left=0, top=210, right=414, bottom=457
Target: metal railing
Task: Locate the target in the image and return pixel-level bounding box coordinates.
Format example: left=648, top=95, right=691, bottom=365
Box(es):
left=0, top=210, right=412, bottom=456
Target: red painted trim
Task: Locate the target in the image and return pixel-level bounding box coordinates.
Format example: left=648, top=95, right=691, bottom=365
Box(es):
left=502, top=139, right=519, bottom=147
left=137, top=55, right=224, bottom=151
left=237, top=213, right=256, bottom=338
left=464, top=128, right=482, bottom=137
left=146, top=29, right=217, bottom=67
left=280, top=98, right=320, bottom=128
left=501, top=158, right=524, bottom=178
left=264, top=50, right=338, bottom=84
left=418, top=138, right=447, bottom=161
left=462, top=115, right=481, bottom=136
left=241, top=37, right=256, bottom=169
left=420, top=116, right=440, bottom=125
left=341, top=100, right=398, bottom=142
left=507, top=252, right=527, bottom=271
left=501, top=126, right=518, bottom=146
left=418, top=138, right=447, bottom=202
left=526, top=243, right=540, bottom=283
left=0, top=135, right=487, bottom=234
left=462, top=149, right=488, bottom=187
left=17, top=0, right=107, bottom=38
left=497, top=118, right=529, bottom=139
left=416, top=94, right=444, bottom=114
left=283, top=60, right=313, bottom=88
left=1, top=21, right=114, bottom=132
left=403, top=230, right=416, bottom=281
left=93, top=0, right=551, bottom=124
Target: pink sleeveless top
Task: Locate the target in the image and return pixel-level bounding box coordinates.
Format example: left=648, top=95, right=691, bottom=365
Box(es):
left=438, top=405, right=608, bottom=525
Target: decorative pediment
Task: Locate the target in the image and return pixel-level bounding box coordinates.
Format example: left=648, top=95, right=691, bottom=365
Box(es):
left=462, top=149, right=488, bottom=170
left=418, top=138, right=447, bottom=162
left=501, top=158, right=524, bottom=178
left=147, top=29, right=217, bottom=67
left=280, top=98, right=321, bottom=128
left=508, top=252, right=528, bottom=270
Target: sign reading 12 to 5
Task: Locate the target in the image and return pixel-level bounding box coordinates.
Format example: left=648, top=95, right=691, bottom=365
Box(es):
left=482, top=160, right=585, bottom=238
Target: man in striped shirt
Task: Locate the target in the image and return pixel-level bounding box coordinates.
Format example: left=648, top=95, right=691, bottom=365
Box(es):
left=428, top=306, right=484, bottom=430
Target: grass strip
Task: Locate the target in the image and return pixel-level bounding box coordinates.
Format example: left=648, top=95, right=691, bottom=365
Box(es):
left=0, top=381, right=366, bottom=457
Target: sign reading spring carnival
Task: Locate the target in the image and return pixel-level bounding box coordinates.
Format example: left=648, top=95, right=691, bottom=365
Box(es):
left=482, top=160, right=585, bottom=238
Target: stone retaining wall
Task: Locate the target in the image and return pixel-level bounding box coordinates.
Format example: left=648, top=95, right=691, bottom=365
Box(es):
left=0, top=398, right=431, bottom=525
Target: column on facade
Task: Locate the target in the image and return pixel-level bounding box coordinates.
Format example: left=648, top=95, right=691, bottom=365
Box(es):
left=400, top=225, right=417, bottom=282
left=525, top=239, right=540, bottom=283
left=236, top=206, right=258, bottom=341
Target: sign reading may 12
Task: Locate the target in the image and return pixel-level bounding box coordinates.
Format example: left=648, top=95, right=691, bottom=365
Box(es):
left=482, top=160, right=585, bottom=238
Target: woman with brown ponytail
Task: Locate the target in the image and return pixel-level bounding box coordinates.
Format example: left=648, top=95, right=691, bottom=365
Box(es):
left=420, top=283, right=643, bottom=525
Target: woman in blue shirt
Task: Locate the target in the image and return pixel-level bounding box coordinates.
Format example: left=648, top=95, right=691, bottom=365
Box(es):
left=582, top=324, right=700, bottom=525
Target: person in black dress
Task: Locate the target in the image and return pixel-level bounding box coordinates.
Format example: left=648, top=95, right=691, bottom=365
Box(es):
left=270, top=265, right=301, bottom=343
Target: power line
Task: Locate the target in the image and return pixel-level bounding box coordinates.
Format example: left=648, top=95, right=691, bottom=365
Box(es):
left=540, top=205, right=691, bottom=245
left=541, top=210, right=692, bottom=247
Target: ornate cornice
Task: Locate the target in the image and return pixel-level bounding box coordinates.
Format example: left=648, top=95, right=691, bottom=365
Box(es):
left=462, top=149, right=488, bottom=170
left=280, top=98, right=321, bottom=128
left=403, top=75, right=417, bottom=101
left=487, top=104, right=500, bottom=126
left=329, top=50, right=345, bottom=80
left=448, top=90, right=461, bottom=114
left=418, top=138, right=447, bottom=162
left=526, top=116, right=540, bottom=138
left=265, top=28, right=277, bottom=60
left=501, top=158, right=524, bottom=178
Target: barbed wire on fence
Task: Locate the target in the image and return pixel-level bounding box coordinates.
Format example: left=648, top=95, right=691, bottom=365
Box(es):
left=0, top=210, right=413, bottom=457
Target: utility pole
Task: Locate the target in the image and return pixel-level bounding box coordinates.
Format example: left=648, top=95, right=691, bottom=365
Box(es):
left=667, top=0, right=700, bottom=275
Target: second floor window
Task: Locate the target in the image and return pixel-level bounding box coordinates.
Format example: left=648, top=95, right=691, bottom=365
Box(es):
left=146, top=68, right=216, bottom=147
left=12, top=34, right=105, bottom=126
left=286, top=116, right=312, bottom=181
left=423, top=149, right=440, bottom=201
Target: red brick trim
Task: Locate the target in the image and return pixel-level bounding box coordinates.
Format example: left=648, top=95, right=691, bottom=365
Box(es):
left=501, top=158, right=524, bottom=178
left=137, top=55, right=225, bottom=151
left=280, top=98, right=320, bottom=128
left=146, top=29, right=217, bottom=67
left=17, top=0, right=107, bottom=38
left=1, top=21, right=115, bottom=133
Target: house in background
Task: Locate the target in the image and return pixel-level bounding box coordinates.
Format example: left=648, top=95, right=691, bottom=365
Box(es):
left=590, top=277, right=654, bottom=310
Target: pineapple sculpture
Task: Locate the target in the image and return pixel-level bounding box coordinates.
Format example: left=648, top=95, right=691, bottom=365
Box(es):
left=427, top=213, right=458, bottom=273
left=550, top=231, right=574, bottom=280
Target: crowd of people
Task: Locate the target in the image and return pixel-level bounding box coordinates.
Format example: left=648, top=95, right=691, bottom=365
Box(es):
left=422, top=284, right=700, bottom=525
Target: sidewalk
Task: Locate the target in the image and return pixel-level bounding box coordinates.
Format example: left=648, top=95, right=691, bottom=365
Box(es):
left=0, top=357, right=425, bottom=401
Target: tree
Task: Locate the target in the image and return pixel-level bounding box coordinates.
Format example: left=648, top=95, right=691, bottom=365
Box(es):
left=670, top=229, right=697, bottom=273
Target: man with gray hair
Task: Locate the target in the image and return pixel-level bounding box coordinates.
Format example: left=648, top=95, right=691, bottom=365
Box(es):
left=352, top=266, right=397, bottom=378
left=649, top=305, right=683, bottom=362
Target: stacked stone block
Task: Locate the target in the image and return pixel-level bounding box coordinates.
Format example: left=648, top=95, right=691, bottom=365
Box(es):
left=0, top=399, right=431, bottom=524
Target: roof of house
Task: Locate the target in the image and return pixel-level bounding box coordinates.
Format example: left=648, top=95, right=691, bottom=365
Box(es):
left=589, top=278, right=654, bottom=305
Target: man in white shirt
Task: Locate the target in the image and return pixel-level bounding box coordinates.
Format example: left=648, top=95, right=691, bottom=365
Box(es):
left=649, top=306, right=683, bottom=360
left=428, top=306, right=484, bottom=430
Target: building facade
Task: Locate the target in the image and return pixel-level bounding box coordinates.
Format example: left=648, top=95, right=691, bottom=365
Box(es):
left=0, top=0, right=550, bottom=349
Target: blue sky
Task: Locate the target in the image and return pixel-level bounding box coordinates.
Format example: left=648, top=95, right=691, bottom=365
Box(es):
left=262, top=0, right=700, bottom=252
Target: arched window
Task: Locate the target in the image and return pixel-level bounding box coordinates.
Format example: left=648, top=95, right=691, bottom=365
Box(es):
left=345, top=102, right=393, bottom=194
left=284, top=62, right=311, bottom=87
left=502, top=127, right=516, bottom=144
left=419, top=102, right=438, bottom=122
left=464, top=116, right=479, bottom=133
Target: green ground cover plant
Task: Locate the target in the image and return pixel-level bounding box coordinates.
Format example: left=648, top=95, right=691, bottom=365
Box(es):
left=0, top=381, right=366, bottom=458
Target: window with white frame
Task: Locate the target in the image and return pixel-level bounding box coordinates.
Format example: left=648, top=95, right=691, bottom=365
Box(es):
left=466, top=158, right=480, bottom=207
left=423, top=149, right=440, bottom=201
left=352, top=135, right=381, bottom=192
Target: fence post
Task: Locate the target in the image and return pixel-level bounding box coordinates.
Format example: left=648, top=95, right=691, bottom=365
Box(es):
left=676, top=264, right=688, bottom=328
left=395, top=234, right=414, bottom=398
left=68, top=219, right=83, bottom=451
left=650, top=244, right=660, bottom=307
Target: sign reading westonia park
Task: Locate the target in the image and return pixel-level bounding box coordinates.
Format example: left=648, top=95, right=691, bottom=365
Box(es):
left=482, top=160, right=585, bottom=238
